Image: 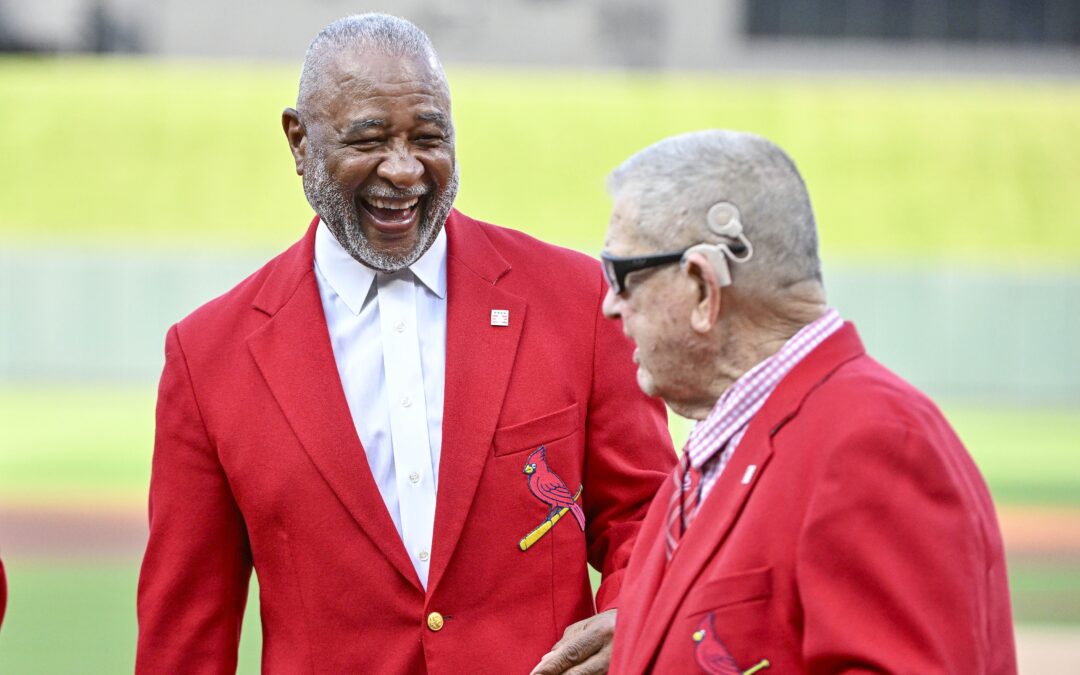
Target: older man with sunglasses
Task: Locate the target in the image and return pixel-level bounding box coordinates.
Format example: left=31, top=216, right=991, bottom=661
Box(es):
left=600, top=130, right=1017, bottom=674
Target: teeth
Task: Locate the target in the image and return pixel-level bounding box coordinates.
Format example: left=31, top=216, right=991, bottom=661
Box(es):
left=367, top=197, right=418, bottom=210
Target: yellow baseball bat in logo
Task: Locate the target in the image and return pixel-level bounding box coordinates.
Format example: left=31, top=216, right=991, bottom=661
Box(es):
left=518, top=485, right=583, bottom=551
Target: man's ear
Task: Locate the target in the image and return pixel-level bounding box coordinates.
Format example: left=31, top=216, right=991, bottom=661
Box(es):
left=682, top=251, right=722, bottom=333
left=282, top=108, right=308, bottom=176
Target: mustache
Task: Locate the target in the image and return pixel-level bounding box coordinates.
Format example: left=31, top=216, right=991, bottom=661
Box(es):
left=359, top=184, right=429, bottom=200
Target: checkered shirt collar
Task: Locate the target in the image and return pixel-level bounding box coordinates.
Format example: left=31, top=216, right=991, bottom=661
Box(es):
left=686, top=308, right=843, bottom=470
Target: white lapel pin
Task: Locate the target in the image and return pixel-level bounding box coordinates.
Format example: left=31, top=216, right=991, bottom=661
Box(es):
left=741, top=464, right=757, bottom=485
left=490, top=309, right=510, bottom=327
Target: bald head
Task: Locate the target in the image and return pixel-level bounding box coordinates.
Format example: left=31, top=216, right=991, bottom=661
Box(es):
left=608, top=130, right=822, bottom=297
left=297, top=14, right=448, bottom=118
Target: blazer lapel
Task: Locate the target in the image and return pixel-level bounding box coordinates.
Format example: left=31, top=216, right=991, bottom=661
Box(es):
left=627, top=323, right=867, bottom=673
left=613, top=478, right=680, bottom=670
left=246, top=217, right=422, bottom=590
left=629, top=437, right=774, bottom=673
left=427, top=211, right=526, bottom=593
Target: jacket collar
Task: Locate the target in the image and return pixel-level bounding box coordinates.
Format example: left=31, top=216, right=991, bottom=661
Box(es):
left=625, top=323, right=866, bottom=673
left=247, top=210, right=522, bottom=595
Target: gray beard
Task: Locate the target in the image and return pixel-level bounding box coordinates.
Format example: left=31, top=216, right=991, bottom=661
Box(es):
left=302, top=151, right=459, bottom=272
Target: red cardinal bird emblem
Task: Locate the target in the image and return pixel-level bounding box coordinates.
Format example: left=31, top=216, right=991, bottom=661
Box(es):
left=518, top=446, right=585, bottom=551
left=692, top=613, right=770, bottom=675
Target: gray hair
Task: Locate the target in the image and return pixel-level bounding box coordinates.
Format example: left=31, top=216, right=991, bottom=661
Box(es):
left=608, top=130, right=822, bottom=293
left=297, top=13, right=446, bottom=114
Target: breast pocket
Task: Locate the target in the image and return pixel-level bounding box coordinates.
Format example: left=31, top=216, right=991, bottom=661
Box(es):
left=493, top=402, right=580, bottom=457
left=683, top=566, right=773, bottom=618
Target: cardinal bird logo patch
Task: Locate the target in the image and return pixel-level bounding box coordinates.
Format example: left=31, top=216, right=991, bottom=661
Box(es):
left=518, top=445, right=585, bottom=551
left=692, top=613, right=770, bottom=675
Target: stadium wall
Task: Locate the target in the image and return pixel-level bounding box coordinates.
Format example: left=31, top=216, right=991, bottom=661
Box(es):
left=1, top=250, right=1077, bottom=405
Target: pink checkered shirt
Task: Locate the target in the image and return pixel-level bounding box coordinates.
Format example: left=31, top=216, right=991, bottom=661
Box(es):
left=687, top=308, right=843, bottom=503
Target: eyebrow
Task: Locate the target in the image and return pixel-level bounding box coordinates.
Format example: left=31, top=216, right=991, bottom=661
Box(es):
left=344, top=118, right=386, bottom=135
left=343, top=112, right=447, bottom=136
left=417, top=111, right=449, bottom=130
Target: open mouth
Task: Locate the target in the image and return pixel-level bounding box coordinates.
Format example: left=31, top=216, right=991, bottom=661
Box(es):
left=357, top=194, right=425, bottom=235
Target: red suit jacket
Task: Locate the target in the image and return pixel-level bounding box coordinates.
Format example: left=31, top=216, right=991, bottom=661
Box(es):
left=136, top=210, right=675, bottom=674
left=610, top=325, right=1017, bottom=674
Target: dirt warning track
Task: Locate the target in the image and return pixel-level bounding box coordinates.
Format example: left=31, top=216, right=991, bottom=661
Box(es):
left=2, top=503, right=1079, bottom=560
left=0, top=505, right=147, bottom=559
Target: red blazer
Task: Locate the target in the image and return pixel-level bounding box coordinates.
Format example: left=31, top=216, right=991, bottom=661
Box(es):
left=610, top=325, right=1017, bottom=675
left=136, top=210, right=675, bottom=674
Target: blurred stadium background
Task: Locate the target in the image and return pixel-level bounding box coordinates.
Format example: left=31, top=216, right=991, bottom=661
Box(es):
left=1, top=0, right=1078, bottom=672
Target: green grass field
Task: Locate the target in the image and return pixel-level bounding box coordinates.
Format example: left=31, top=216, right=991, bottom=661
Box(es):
left=0, top=559, right=1074, bottom=673
left=0, top=387, right=1078, bottom=672
left=2, top=58, right=1080, bottom=265
left=0, top=561, right=263, bottom=674
left=3, top=387, right=1078, bottom=509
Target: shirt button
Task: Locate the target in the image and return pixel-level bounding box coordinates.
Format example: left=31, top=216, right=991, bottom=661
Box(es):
left=418, top=550, right=430, bottom=562
left=427, top=611, right=444, bottom=632
left=401, top=396, right=412, bottom=408
left=395, top=321, right=406, bottom=333
left=409, top=472, right=420, bottom=484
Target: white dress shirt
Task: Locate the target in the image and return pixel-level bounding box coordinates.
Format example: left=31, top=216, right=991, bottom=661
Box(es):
left=313, top=221, right=447, bottom=588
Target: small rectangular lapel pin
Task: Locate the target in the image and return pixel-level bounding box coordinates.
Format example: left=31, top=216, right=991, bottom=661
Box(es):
left=741, top=464, right=757, bottom=485
left=490, top=309, right=510, bottom=327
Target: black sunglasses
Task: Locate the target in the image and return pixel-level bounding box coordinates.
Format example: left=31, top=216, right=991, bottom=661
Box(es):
left=600, top=249, right=689, bottom=296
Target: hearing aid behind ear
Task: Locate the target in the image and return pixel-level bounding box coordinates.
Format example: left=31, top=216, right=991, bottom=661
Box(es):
left=684, top=243, right=734, bottom=286
left=681, top=201, right=754, bottom=287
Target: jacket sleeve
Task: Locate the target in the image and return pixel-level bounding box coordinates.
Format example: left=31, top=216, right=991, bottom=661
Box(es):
left=583, top=268, right=677, bottom=612
left=796, top=422, right=1016, bottom=674
left=136, top=324, right=253, bottom=674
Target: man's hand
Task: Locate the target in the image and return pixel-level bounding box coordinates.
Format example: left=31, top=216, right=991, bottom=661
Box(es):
left=529, top=609, right=617, bottom=675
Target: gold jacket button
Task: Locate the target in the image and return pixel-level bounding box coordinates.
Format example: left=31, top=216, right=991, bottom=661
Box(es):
left=427, top=612, right=444, bottom=632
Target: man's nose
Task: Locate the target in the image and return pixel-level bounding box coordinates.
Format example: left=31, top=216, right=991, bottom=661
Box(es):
left=376, top=147, right=424, bottom=188
left=601, top=286, right=621, bottom=319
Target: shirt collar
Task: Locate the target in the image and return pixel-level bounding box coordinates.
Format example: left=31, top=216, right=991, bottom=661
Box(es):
left=687, top=307, right=843, bottom=469
left=410, top=224, right=448, bottom=300
left=314, top=220, right=448, bottom=315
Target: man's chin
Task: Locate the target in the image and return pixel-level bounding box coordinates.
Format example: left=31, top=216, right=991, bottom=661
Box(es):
left=636, top=368, right=659, bottom=398
left=346, top=217, right=439, bottom=272
left=363, top=229, right=422, bottom=260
